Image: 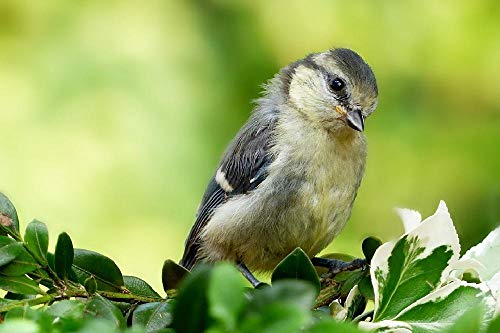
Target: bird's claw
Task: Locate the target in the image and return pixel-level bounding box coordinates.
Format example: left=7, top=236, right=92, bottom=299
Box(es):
left=327, top=258, right=367, bottom=275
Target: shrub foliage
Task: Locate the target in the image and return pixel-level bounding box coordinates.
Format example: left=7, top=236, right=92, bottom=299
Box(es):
left=0, top=193, right=498, bottom=333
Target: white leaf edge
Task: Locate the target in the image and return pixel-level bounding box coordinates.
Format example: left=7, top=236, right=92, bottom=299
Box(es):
left=459, top=227, right=500, bottom=282
left=395, top=208, right=422, bottom=233
left=487, top=271, right=500, bottom=316
left=394, top=280, right=492, bottom=319
left=329, top=300, right=347, bottom=320
left=362, top=281, right=495, bottom=332
left=371, top=201, right=461, bottom=318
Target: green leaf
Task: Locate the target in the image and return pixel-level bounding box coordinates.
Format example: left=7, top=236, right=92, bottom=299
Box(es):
left=357, top=275, right=374, bottom=300
left=338, top=269, right=366, bottom=296
left=1, top=246, right=38, bottom=276
left=4, top=305, right=54, bottom=333
left=24, top=220, right=49, bottom=265
left=362, top=236, right=382, bottom=263
left=132, top=302, right=173, bottom=332
left=54, top=232, right=74, bottom=280
left=374, top=236, right=453, bottom=321
left=241, top=281, right=316, bottom=332
left=0, top=275, right=42, bottom=295
left=240, top=303, right=309, bottom=333
left=0, top=236, right=38, bottom=276
left=0, top=241, right=23, bottom=267
left=0, top=192, right=20, bottom=235
left=84, top=275, right=98, bottom=295
left=208, top=263, right=247, bottom=331
left=172, top=264, right=211, bottom=333
left=45, top=300, right=85, bottom=319
left=246, top=280, right=316, bottom=313
left=441, top=306, right=483, bottom=333
left=162, top=259, right=189, bottom=292
left=372, top=201, right=459, bottom=321
left=271, top=248, right=320, bottom=295
left=487, top=314, right=500, bottom=333
left=307, top=319, right=365, bottom=333
left=83, top=294, right=126, bottom=329
left=124, top=275, right=162, bottom=299
left=73, top=248, right=125, bottom=292
left=393, top=283, right=492, bottom=333
left=361, top=282, right=494, bottom=333
left=344, top=285, right=366, bottom=320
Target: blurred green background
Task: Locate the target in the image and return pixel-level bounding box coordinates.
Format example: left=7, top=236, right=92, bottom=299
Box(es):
left=1, top=0, right=499, bottom=291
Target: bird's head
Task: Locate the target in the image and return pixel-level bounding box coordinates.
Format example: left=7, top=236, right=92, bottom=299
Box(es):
left=282, top=48, right=378, bottom=133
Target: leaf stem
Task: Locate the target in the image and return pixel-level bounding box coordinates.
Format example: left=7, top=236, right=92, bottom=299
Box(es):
left=0, top=294, right=55, bottom=313
left=0, top=288, right=164, bottom=313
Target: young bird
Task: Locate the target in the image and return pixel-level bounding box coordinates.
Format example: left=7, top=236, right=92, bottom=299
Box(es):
left=180, top=48, right=378, bottom=285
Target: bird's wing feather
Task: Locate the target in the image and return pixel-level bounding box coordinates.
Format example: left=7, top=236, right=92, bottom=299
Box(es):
left=180, top=116, right=277, bottom=269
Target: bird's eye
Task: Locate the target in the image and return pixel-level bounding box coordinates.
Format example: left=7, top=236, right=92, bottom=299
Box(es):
left=328, top=77, right=345, bottom=92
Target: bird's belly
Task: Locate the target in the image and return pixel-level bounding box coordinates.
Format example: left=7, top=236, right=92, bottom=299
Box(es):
left=201, top=177, right=357, bottom=271
left=201, top=131, right=365, bottom=271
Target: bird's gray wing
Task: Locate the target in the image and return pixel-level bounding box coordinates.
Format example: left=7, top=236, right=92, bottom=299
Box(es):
left=180, top=116, right=277, bottom=269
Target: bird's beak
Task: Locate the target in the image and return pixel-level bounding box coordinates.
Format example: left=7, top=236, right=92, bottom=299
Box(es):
left=346, top=109, right=364, bottom=132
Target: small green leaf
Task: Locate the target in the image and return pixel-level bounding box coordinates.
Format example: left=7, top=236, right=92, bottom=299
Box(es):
left=0, top=275, right=43, bottom=295
left=24, top=220, right=49, bottom=265
left=45, top=300, right=85, bottom=319
left=162, top=259, right=189, bottom=292
left=172, top=265, right=211, bottom=333
left=358, top=275, right=374, bottom=300
left=345, top=285, right=366, bottom=320
left=54, top=232, right=74, bottom=280
left=84, top=294, right=126, bottom=329
left=0, top=236, right=38, bottom=276
left=208, top=263, right=248, bottom=331
left=271, top=248, right=320, bottom=295
left=84, top=275, right=98, bottom=295
left=362, top=236, right=382, bottom=263
left=338, top=270, right=366, bottom=295
left=0, top=192, right=20, bottom=235
left=1, top=246, right=38, bottom=276
left=73, top=249, right=125, bottom=292
left=124, top=275, right=162, bottom=299
left=0, top=242, right=23, bottom=267
left=132, top=301, right=174, bottom=332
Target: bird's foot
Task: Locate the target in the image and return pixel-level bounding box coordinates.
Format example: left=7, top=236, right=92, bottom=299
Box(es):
left=237, top=261, right=261, bottom=288
left=311, top=257, right=367, bottom=276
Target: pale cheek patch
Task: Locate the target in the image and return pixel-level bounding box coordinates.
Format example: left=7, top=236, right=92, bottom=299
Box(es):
left=216, top=168, right=234, bottom=192
left=289, top=66, right=322, bottom=110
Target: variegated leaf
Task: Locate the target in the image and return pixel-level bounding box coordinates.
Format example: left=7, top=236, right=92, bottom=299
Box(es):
left=371, top=201, right=460, bottom=321
left=362, top=281, right=495, bottom=333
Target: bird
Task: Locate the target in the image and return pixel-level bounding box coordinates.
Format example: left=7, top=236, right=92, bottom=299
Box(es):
left=180, top=48, right=378, bottom=286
